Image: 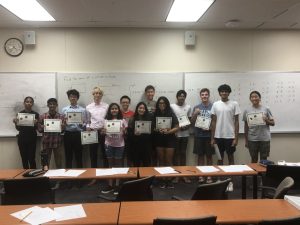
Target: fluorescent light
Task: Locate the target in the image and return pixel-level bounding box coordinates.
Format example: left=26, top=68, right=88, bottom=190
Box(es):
left=0, top=0, right=55, bottom=21
left=166, top=0, right=214, bottom=22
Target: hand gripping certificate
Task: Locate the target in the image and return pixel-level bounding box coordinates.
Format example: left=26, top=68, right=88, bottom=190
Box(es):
left=247, top=112, right=266, bottom=126
left=66, top=112, right=82, bottom=124
left=156, top=117, right=172, bottom=129
left=81, top=130, right=98, bottom=145
left=135, top=121, right=151, bottom=134
left=44, top=119, right=62, bottom=133
left=17, top=113, right=35, bottom=126
left=195, top=115, right=211, bottom=130
left=177, top=115, right=191, bottom=127
left=105, top=120, right=122, bottom=134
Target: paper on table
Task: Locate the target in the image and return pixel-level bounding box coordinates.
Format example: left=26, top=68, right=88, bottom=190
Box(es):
left=96, top=169, right=116, bottom=176
left=54, top=204, right=86, bottom=221
left=44, top=169, right=66, bottom=177
left=285, top=162, right=300, bottom=166
left=285, top=195, right=300, bottom=210
left=218, top=165, right=254, bottom=172
left=112, top=167, right=129, bottom=174
left=63, top=170, right=86, bottom=177
left=196, top=166, right=220, bottom=173
left=154, top=167, right=179, bottom=174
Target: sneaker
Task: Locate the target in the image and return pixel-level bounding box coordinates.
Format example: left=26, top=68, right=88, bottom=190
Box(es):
left=113, top=186, right=121, bottom=195
left=226, top=182, right=234, bottom=192
left=101, top=185, right=114, bottom=194
left=198, top=177, right=205, bottom=183
left=206, top=177, right=213, bottom=184
left=87, top=179, right=97, bottom=186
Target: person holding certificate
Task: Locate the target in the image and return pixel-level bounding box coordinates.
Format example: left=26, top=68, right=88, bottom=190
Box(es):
left=13, top=96, right=39, bottom=169
left=101, top=103, right=128, bottom=194
left=128, top=102, right=153, bottom=167
left=171, top=90, right=192, bottom=183
left=38, top=98, right=64, bottom=170
left=62, top=89, right=87, bottom=169
left=191, top=88, right=214, bottom=184
left=243, top=91, right=275, bottom=163
left=153, top=96, right=179, bottom=189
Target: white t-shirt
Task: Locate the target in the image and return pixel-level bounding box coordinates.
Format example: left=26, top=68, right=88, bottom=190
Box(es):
left=211, top=100, right=241, bottom=139
left=171, top=103, right=192, bottom=137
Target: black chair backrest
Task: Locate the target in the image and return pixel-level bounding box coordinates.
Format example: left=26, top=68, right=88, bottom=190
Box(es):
left=1, top=176, right=54, bottom=205
left=258, top=216, right=300, bottom=225
left=153, top=215, right=217, bottom=225
left=191, top=178, right=231, bottom=200
left=116, top=176, right=155, bottom=202
left=265, top=165, right=300, bottom=189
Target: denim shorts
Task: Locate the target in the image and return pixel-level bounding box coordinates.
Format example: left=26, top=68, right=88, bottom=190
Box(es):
left=105, top=145, right=124, bottom=159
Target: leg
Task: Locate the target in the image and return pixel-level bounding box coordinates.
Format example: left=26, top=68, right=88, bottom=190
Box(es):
left=18, top=139, right=29, bottom=169
left=52, top=145, right=63, bottom=168
left=165, top=148, right=175, bottom=166
left=248, top=141, right=259, bottom=163
left=27, top=138, right=37, bottom=169
left=73, top=132, right=83, bottom=168
left=156, top=147, right=165, bottom=166
left=178, top=137, right=188, bottom=166
left=259, top=141, right=270, bottom=161
left=64, top=132, right=73, bottom=168
left=41, top=149, right=49, bottom=170
left=89, top=143, right=98, bottom=168
left=99, top=134, right=109, bottom=168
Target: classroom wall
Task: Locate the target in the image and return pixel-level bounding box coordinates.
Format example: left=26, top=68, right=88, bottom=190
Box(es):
left=1, top=28, right=300, bottom=168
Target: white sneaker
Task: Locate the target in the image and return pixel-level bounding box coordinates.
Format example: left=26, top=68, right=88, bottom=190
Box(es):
left=226, top=182, right=234, bottom=192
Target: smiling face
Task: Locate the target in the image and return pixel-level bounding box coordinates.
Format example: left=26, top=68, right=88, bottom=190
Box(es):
left=177, top=93, right=186, bottom=106
left=93, top=90, right=103, bottom=103
left=250, top=92, right=261, bottom=107
left=158, top=99, right=166, bottom=112
left=145, top=88, right=155, bottom=101
left=219, top=90, right=230, bottom=102
left=24, top=98, right=34, bottom=111
left=68, top=94, right=78, bottom=106
left=110, top=104, right=119, bottom=117
left=200, top=91, right=210, bottom=104
left=120, top=98, right=130, bottom=112
left=47, top=101, right=57, bottom=113
left=137, top=104, right=146, bottom=116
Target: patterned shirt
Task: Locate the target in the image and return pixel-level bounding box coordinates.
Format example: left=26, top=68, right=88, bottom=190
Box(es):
left=39, top=112, right=64, bottom=149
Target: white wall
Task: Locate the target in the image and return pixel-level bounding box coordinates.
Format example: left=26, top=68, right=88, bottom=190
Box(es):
left=1, top=28, right=300, bottom=168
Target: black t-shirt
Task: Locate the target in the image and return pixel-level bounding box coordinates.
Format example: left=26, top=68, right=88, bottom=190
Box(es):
left=16, top=110, right=39, bottom=139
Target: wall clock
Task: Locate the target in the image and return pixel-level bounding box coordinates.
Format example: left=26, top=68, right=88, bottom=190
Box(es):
left=4, top=38, right=24, bottom=57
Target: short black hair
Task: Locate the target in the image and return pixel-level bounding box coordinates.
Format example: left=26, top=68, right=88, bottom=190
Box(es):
left=24, top=96, right=34, bottom=103
left=249, top=90, right=261, bottom=99
left=176, top=90, right=187, bottom=98
left=47, top=98, right=57, bottom=104
left=218, top=84, right=231, bottom=93
left=66, top=89, right=80, bottom=99
left=145, top=85, right=155, bottom=92
left=120, top=95, right=131, bottom=103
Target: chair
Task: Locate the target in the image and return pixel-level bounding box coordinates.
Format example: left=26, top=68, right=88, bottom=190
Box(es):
left=98, top=176, right=155, bottom=202
left=257, top=216, right=300, bottom=225
left=1, top=176, right=55, bottom=205
left=173, top=178, right=231, bottom=200
left=261, top=176, right=294, bottom=199
left=153, top=215, right=217, bottom=225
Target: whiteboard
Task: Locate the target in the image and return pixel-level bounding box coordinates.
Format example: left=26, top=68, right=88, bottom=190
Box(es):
left=185, top=72, right=300, bottom=133
left=57, top=72, right=183, bottom=112
left=0, top=73, right=56, bottom=136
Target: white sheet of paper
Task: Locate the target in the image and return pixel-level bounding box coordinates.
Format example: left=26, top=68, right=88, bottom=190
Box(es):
left=154, top=167, right=178, bottom=174
left=285, top=195, right=300, bottom=210
left=105, top=120, right=122, bottom=134
left=177, top=115, right=191, bottom=127
left=156, top=117, right=172, bottom=129
left=135, top=121, right=151, bottom=134
left=219, top=165, right=254, bottom=172
left=285, top=162, right=300, bottom=166
left=17, top=113, right=35, bottom=126
left=44, top=169, right=66, bottom=177
left=63, top=169, right=86, bottom=177
left=247, top=112, right=266, bottom=126
left=44, top=119, right=62, bottom=132
left=195, top=115, right=211, bottom=130
left=112, top=167, right=129, bottom=174
left=96, top=169, right=116, bottom=176
left=67, top=112, right=83, bottom=124
left=11, top=206, right=40, bottom=220
left=196, top=166, right=220, bottom=173
left=54, top=204, right=86, bottom=222
left=81, top=130, right=98, bottom=145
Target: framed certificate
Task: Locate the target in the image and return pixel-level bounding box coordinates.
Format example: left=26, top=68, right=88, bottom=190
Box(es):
left=177, top=115, right=191, bottom=127
left=195, top=115, right=211, bottom=130
left=66, top=112, right=82, bottom=124
left=156, top=117, right=172, bottom=129
left=105, top=120, right=122, bottom=134
left=44, top=119, right=62, bottom=133
left=247, top=112, right=266, bottom=126
left=17, top=113, right=35, bottom=126
left=135, top=121, right=151, bottom=134
left=81, top=130, right=98, bottom=145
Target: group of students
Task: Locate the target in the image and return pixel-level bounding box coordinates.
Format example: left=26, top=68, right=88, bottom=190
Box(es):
left=13, top=83, right=275, bottom=188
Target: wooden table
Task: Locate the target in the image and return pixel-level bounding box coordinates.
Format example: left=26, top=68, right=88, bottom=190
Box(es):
left=138, top=166, right=258, bottom=199
left=118, top=199, right=300, bottom=225
left=0, top=202, right=120, bottom=225
left=0, top=169, right=25, bottom=180
left=15, top=168, right=138, bottom=180
left=248, top=163, right=267, bottom=173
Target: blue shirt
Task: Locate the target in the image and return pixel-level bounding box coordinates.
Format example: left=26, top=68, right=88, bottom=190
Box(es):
left=62, top=105, right=87, bottom=132
left=193, top=102, right=212, bottom=138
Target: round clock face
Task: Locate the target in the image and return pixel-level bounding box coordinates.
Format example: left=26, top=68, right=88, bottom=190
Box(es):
left=4, top=38, right=24, bottom=57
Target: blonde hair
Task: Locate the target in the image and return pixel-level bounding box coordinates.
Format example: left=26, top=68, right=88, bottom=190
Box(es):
left=92, top=86, right=104, bottom=95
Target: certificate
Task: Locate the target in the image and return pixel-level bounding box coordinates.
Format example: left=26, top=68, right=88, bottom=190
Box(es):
left=17, top=113, right=35, bottom=126
left=66, top=112, right=82, bottom=124
left=135, top=121, right=151, bottom=134
left=81, top=131, right=98, bottom=145
left=156, top=117, right=172, bottom=129
left=44, top=119, right=62, bottom=133
left=105, top=120, right=122, bottom=134
left=177, top=115, right=191, bottom=127
left=195, top=115, right=211, bottom=130
left=247, top=112, right=266, bottom=126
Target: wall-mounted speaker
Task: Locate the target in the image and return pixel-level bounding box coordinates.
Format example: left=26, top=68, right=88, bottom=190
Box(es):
left=24, top=31, right=36, bottom=45
left=184, top=31, right=196, bottom=46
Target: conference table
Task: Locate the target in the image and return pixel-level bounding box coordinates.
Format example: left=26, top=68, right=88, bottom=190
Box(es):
left=118, top=199, right=300, bottom=225
left=138, top=166, right=258, bottom=199
left=0, top=169, right=25, bottom=181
